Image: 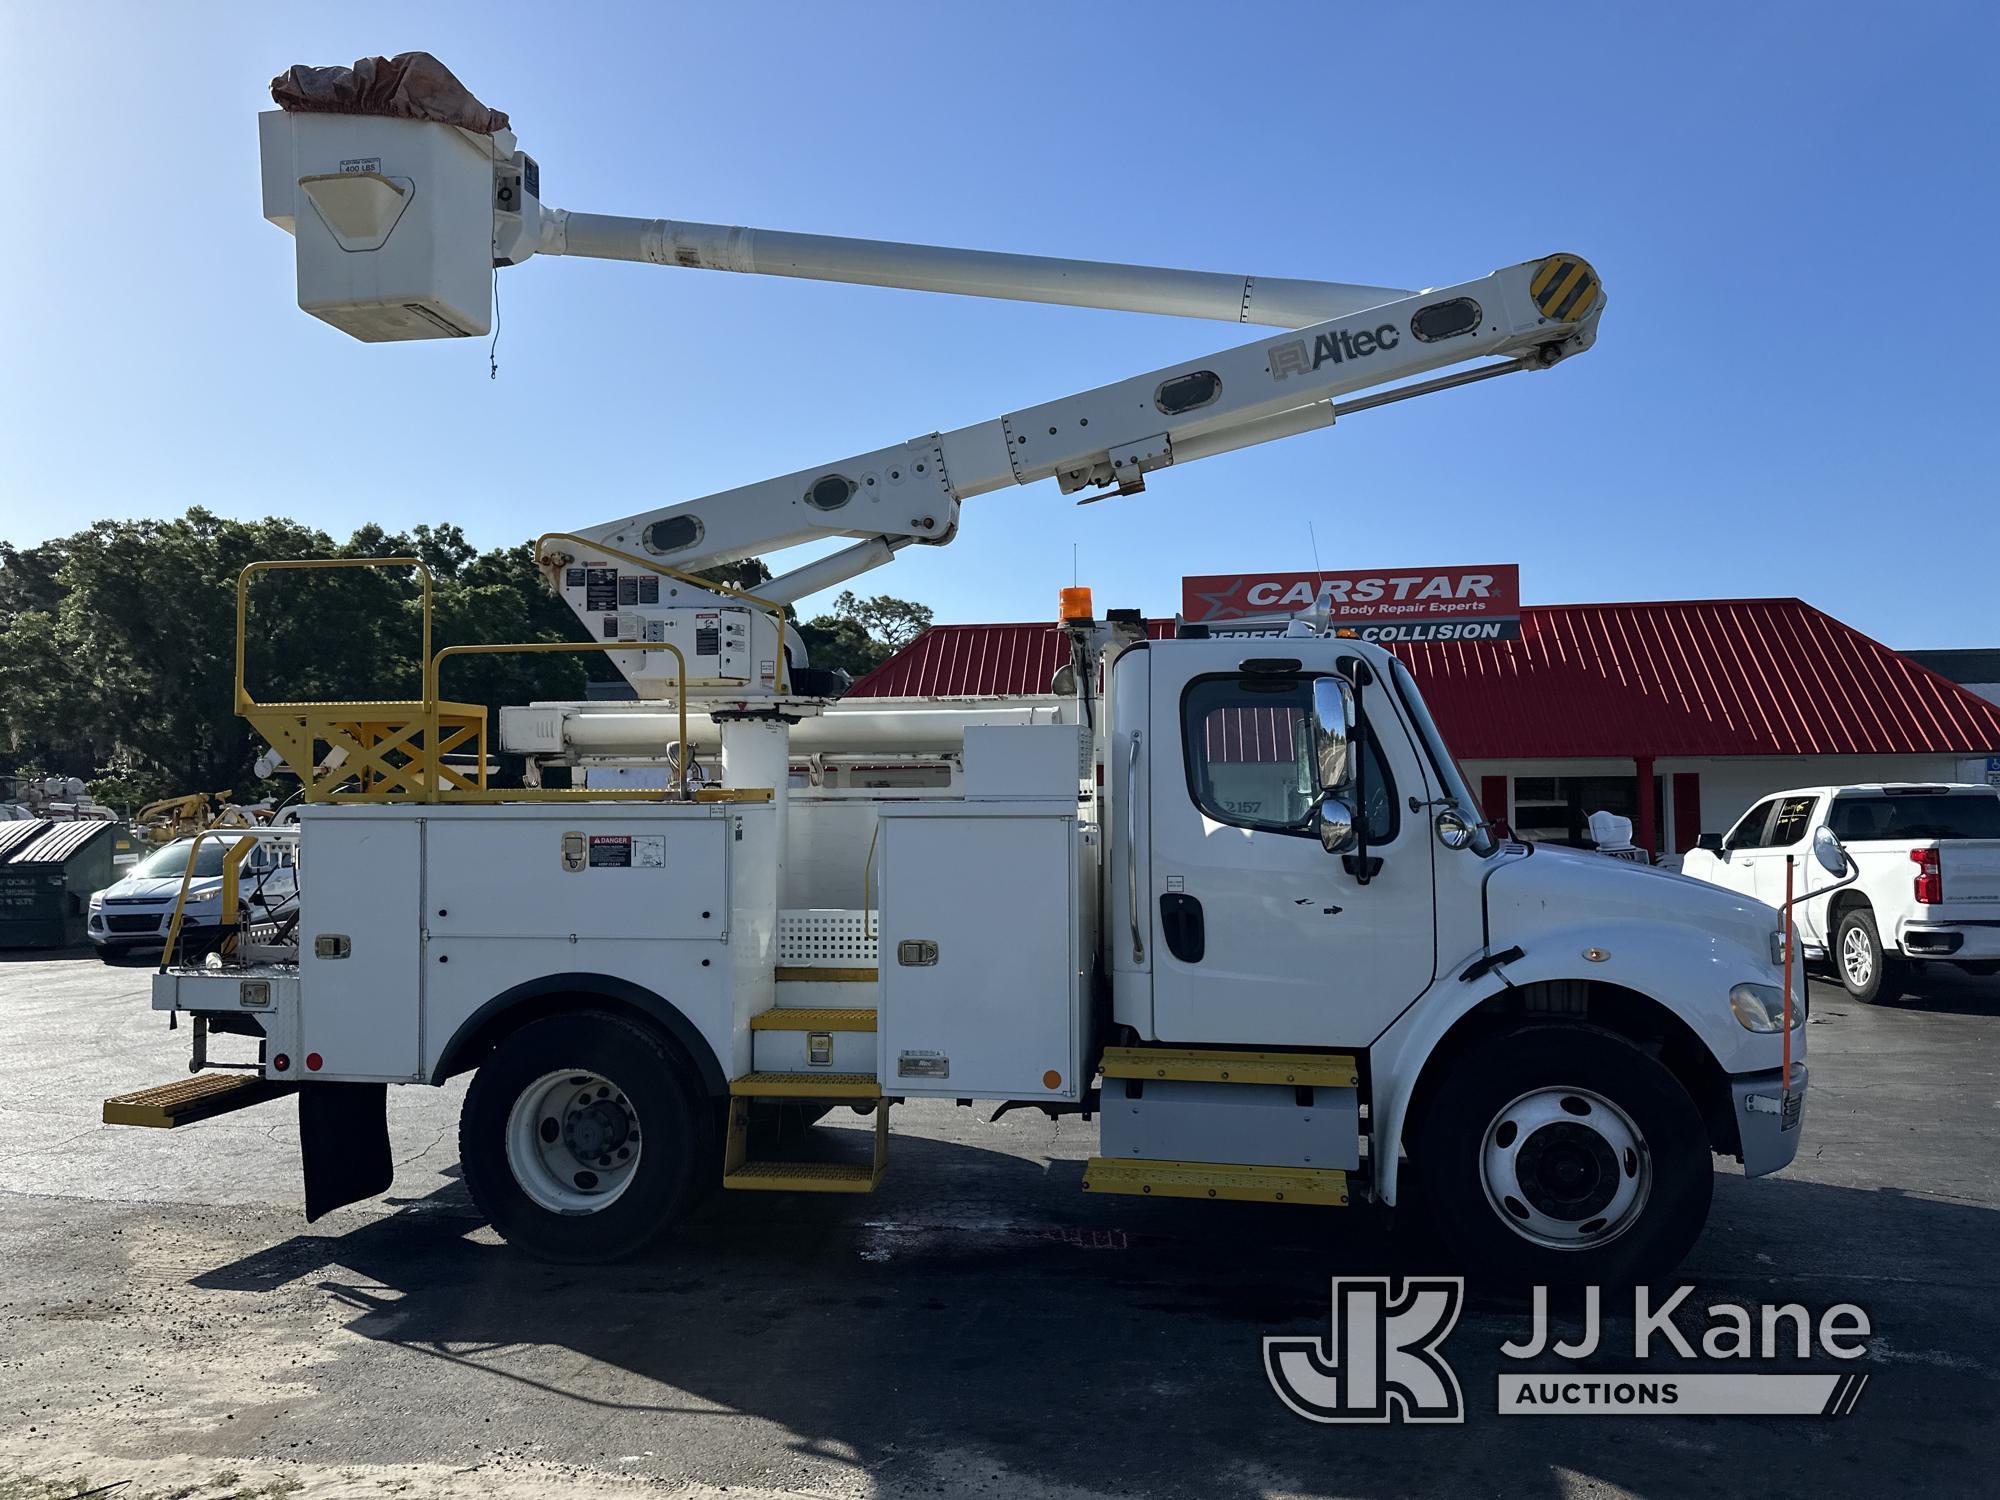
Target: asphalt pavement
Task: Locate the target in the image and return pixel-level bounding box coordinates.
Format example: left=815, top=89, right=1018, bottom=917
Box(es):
left=0, top=946, right=1995, bottom=1499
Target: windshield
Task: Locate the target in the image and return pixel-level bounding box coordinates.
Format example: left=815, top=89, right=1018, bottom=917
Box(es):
left=132, top=838, right=245, bottom=880
left=1388, top=655, right=1497, bottom=857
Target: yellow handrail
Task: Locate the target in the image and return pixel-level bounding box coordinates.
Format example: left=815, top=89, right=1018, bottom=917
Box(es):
left=534, top=532, right=791, bottom=693
left=236, top=558, right=434, bottom=713
left=426, top=640, right=692, bottom=800
left=158, top=825, right=300, bottom=974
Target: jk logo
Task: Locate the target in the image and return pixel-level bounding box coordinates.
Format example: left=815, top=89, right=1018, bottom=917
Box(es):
left=1265, top=1277, right=1466, bottom=1423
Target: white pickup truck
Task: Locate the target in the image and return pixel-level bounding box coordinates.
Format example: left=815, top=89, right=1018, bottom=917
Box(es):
left=1684, top=784, right=2000, bottom=1002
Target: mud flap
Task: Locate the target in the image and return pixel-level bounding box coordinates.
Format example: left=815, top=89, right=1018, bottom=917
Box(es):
left=300, top=1082, right=394, bottom=1221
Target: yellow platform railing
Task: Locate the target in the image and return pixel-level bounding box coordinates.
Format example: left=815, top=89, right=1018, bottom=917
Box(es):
left=158, top=824, right=299, bottom=973
left=235, top=558, right=483, bottom=803
left=235, top=557, right=774, bottom=807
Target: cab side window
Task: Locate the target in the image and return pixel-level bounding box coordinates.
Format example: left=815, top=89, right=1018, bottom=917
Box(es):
left=1727, top=799, right=1778, bottom=850
left=1767, top=796, right=1818, bottom=847
left=1181, top=674, right=1395, bottom=841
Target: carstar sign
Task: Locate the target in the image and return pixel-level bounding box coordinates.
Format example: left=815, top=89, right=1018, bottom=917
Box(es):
left=1182, top=565, right=1522, bottom=642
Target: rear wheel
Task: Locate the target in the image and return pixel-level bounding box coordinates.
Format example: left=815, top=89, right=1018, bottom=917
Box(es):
left=460, top=1010, right=708, bottom=1262
left=1413, top=1025, right=1712, bottom=1286
left=1836, top=908, right=1904, bottom=1003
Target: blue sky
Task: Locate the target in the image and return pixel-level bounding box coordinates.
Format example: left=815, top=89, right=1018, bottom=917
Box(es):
left=2, top=3, right=1994, bottom=647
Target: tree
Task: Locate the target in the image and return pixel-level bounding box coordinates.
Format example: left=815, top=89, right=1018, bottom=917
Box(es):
left=793, top=589, right=934, bottom=678
left=0, top=514, right=937, bottom=802
left=0, top=509, right=590, bottom=803
left=832, top=590, right=932, bottom=650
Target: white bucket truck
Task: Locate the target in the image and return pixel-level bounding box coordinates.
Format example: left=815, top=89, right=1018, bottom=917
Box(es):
left=106, top=55, right=1813, bottom=1284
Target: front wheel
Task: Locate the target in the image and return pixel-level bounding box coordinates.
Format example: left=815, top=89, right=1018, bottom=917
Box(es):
left=1413, top=1025, right=1713, bottom=1286
left=460, top=1010, right=708, bottom=1263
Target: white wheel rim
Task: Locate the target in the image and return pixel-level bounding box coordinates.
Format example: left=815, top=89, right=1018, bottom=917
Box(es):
left=1479, top=1086, right=1652, bottom=1251
left=1841, top=926, right=1873, bottom=988
left=504, top=1070, right=643, bottom=1215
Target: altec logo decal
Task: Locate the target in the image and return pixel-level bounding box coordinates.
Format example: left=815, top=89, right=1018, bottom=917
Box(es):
left=1269, top=323, right=1401, bottom=380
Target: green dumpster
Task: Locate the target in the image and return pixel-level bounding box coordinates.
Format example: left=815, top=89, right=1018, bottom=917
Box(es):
left=0, top=820, right=117, bottom=948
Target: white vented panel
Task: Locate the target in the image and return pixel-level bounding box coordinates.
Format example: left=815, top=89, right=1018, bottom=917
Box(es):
left=778, top=908, right=879, bottom=964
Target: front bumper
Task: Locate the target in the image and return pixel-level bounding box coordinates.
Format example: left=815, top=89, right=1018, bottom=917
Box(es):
left=88, top=918, right=226, bottom=950
left=1731, top=1064, right=1808, bottom=1177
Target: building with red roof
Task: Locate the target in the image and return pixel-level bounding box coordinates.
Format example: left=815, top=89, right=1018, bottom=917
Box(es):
left=850, top=598, right=2000, bottom=857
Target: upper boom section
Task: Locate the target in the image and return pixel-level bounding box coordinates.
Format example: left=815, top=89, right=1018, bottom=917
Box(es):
left=258, top=104, right=1408, bottom=341
left=539, top=211, right=1410, bottom=329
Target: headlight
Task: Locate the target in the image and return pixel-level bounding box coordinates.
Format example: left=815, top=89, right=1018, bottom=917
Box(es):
left=1730, top=982, right=1803, bottom=1033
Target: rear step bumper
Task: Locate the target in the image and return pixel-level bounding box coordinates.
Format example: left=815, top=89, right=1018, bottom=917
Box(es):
left=103, top=1073, right=296, bottom=1128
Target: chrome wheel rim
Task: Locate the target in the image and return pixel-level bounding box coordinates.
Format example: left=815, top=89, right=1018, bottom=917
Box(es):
left=1841, top=926, right=1873, bottom=989
left=1479, top=1086, right=1652, bottom=1251
left=504, top=1070, right=642, bottom=1215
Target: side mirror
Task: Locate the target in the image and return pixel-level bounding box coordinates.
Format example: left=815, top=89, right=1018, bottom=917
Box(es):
left=1315, top=796, right=1356, bottom=854
left=1695, top=832, right=1724, bottom=853
left=1811, top=825, right=1851, bottom=878
left=1310, top=677, right=1356, bottom=793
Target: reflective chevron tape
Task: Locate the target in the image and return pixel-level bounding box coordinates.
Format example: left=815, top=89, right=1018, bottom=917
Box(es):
left=1530, top=254, right=1600, bottom=323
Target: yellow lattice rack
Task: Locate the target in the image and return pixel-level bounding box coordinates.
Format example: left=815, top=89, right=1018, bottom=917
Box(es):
left=235, top=558, right=708, bottom=805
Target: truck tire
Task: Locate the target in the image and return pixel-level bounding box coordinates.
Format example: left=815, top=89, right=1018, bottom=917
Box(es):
left=1412, top=1025, right=1712, bottom=1286
left=459, top=1010, right=707, bottom=1263
left=1835, top=908, right=1904, bottom=1004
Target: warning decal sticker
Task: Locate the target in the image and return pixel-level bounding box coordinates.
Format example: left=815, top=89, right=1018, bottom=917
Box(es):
left=587, top=835, right=631, bottom=868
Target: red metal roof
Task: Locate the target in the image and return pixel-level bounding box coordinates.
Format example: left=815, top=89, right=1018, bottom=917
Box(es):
left=849, top=599, right=2000, bottom=760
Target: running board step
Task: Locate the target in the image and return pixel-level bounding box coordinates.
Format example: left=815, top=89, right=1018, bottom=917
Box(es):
left=1099, top=1046, right=1359, bottom=1089
left=103, top=1073, right=297, bottom=1129
left=722, top=1096, right=890, bottom=1193
left=774, top=966, right=877, bottom=984
left=748, top=1007, right=876, bottom=1032
left=1082, top=1156, right=1350, bottom=1206
left=730, top=1071, right=880, bottom=1099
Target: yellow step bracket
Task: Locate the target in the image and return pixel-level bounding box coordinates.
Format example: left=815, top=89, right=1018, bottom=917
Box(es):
left=748, top=1007, right=877, bottom=1032
left=729, top=1071, right=880, bottom=1100
left=773, top=966, right=878, bottom=985
left=1082, top=1157, right=1349, bottom=1206
left=1100, top=1046, right=1359, bottom=1089
left=722, top=1091, right=890, bottom=1193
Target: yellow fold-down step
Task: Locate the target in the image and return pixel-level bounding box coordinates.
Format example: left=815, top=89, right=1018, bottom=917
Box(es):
left=723, top=1159, right=882, bottom=1192
left=729, top=1071, right=880, bottom=1099
left=103, top=1073, right=296, bottom=1129
left=1099, top=1046, right=1359, bottom=1089
left=773, top=966, right=878, bottom=984
left=749, top=1007, right=877, bottom=1032
left=1082, top=1157, right=1350, bottom=1206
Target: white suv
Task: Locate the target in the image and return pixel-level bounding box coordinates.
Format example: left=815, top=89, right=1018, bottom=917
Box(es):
left=87, top=836, right=297, bottom=962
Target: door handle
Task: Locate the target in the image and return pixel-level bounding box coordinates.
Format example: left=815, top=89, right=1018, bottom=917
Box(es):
left=1159, top=892, right=1204, bottom=963
left=1126, top=730, right=1144, bottom=964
